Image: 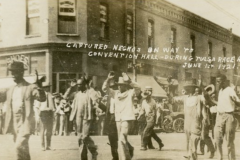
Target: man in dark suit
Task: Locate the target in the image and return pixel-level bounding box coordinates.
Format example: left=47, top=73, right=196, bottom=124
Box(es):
left=70, top=78, right=98, bottom=160
left=0, top=61, right=46, bottom=160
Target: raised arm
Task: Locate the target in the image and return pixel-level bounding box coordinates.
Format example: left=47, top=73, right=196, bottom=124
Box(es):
left=172, top=95, right=185, bottom=104
left=32, top=84, right=46, bottom=102
left=32, top=70, right=46, bottom=102
left=63, top=81, right=77, bottom=100
left=122, top=72, right=141, bottom=96
left=102, top=71, right=115, bottom=94
left=130, top=81, right=141, bottom=96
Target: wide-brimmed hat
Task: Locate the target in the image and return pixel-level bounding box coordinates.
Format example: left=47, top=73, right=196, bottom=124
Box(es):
left=183, top=79, right=199, bottom=88
left=52, top=92, right=62, bottom=98
left=141, top=86, right=153, bottom=98
left=205, top=84, right=215, bottom=95
left=42, top=83, right=51, bottom=88
left=8, top=61, right=27, bottom=71
left=116, top=77, right=130, bottom=85
left=144, top=86, right=152, bottom=90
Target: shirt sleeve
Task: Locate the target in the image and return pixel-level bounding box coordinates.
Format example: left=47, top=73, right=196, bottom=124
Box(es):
left=0, top=88, right=7, bottom=103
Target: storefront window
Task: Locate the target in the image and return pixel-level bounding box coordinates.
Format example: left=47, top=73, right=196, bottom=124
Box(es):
left=53, top=52, right=82, bottom=72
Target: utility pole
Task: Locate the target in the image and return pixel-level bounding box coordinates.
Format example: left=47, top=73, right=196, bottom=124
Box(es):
left=132, top=0, right=137, bottom=82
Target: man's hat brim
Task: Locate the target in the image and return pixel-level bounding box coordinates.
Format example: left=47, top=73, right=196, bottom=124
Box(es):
left=116, top=82, right=129, bottom=85
left=183, top=84, right=199, bottom=88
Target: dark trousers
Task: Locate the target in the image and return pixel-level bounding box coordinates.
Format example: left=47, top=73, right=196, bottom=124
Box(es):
left=107, top=115, right=119, bottom=160
left=78, top=120, right=98, bottom=160
left=39, top=110, right=53, bottom=149
left=142, top=122, right=162, bottom=147
left=199, top=120, right=215, bottom=153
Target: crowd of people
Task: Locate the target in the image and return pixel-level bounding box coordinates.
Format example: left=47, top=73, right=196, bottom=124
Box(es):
left=0, top=61, right=239, bottom=160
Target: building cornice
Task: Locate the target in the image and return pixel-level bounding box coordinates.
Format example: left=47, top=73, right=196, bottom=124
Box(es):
left=136, top=0, right=233, bottom=44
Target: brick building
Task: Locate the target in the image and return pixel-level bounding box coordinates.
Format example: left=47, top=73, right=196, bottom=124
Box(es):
left=0, top=0, right=239, bottom=96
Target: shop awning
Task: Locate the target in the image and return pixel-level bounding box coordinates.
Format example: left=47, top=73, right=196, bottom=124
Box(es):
left=128, top=73, right=167, bottom=97
left=154, top=76, right=169, bottom=85
left=0, top=75, right=44, bottom=89
left=155, top=76, right=179, bottom=86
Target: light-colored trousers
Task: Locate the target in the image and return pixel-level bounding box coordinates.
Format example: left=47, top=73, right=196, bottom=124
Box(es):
left=116, top=121, right=134, bottom=160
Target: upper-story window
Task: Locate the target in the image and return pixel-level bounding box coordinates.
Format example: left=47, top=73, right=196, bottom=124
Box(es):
left=26, top=0, right=40, bottom=35
left=58, top=0, right=77, bottom=34
left=190, top=35, right=195, bottom=61
left=148, top=20, right=154, bottom=48
left=100, top=3, right=109, bottom=39
left=170, top=28, right=176, bottom=55
left=208, top=42, right=212, bottom=58
left=223, top=47, right=226, bottom=65
left=126, top=13, right=133, bottom=45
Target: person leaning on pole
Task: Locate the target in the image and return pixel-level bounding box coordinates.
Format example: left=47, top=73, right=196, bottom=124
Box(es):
left=0, top=61, right=46, bottom=160
left=102, top=71, right=141, bottom=160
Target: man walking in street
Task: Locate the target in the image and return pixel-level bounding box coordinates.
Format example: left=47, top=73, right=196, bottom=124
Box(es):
left=102, top=72, right=141, bottom=160
left=70, top=78, right=98, bottom=160
left=102, top=78, right=119, bottom=160
left=0, top=61, right=46, bottom=160
left=210, top=74, right=240, bottom=160
left=173, top=79, right=215, bottom=160
left=34, top=83, right=55, bottom=151
left=138, top=86, right=164, bottom=151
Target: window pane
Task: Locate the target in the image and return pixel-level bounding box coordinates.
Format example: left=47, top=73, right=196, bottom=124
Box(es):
left=27, top=17, right=39, bottom=35
left=208, top=42, right=212, bottom=57
left=127, top=30, right=132, bottom=44
left=148, top=21, right=153, bottom=36
left=30, top=52, right=45, bottom=74
left=58, top=16, right=76, bottom=34
left=100, top=22, right=105, bottom=38
left=99, top=4, right=108, bottom=39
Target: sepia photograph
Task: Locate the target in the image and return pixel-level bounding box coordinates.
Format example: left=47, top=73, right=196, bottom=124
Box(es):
left=0, top=0, right=240, bottom=160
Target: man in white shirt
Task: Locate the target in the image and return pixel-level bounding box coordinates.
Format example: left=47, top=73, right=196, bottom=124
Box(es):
left=34, top=84, right=55, bottom=151
left=102, top=72, right=141, bottom=160
left=211, top=74, right=240, bottom=160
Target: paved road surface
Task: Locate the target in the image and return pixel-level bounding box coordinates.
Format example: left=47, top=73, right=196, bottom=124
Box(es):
left=1, top=132, right=240, bottom=160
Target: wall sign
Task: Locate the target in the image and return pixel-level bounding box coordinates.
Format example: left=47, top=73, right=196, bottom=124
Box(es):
left=28, top=0, right=40, bottom=18
left=59, top=0, right=76, bottom=16
left=6, top=55, right=29, bottom=69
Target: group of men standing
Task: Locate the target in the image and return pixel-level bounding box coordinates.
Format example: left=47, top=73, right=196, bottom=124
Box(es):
left=173, top=74, right=239, bottom=160
left=0, top=60, right=239, bottom=160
